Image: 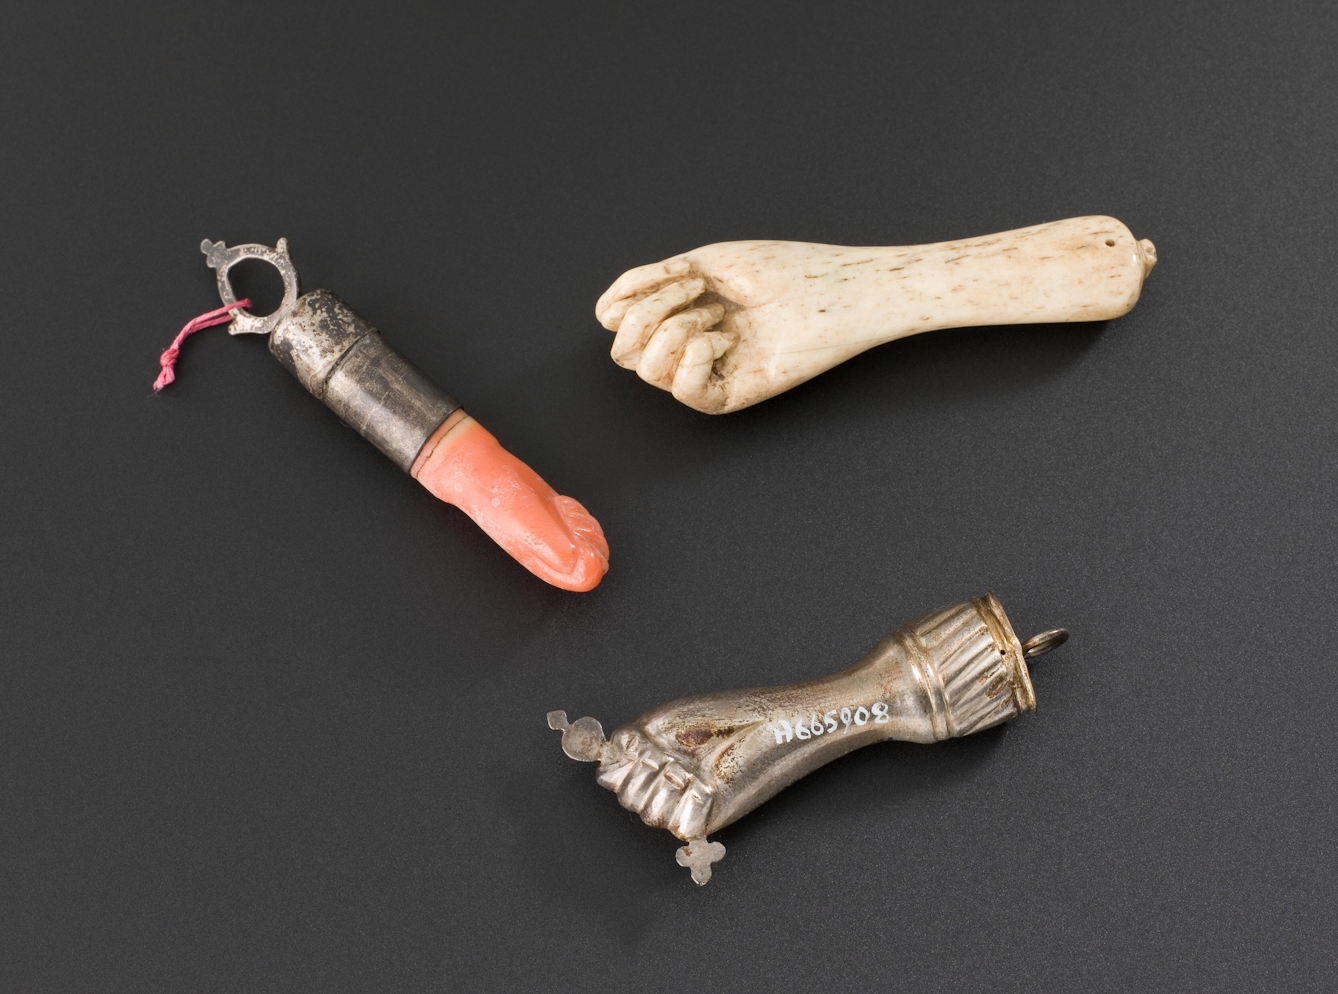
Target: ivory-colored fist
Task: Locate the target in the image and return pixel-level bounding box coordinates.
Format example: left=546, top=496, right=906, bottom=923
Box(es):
left=596, top=216, right=1157, bottom=414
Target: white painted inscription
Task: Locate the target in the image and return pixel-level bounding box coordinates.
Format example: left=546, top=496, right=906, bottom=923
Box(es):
left=772, top=702, right=889, bottom=744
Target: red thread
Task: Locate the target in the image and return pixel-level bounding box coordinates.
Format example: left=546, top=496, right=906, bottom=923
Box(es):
left=153, top=299, right=253, bottom=392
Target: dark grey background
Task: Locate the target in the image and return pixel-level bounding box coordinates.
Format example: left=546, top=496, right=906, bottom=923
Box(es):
left=2, top=1, right=1334, bottom=990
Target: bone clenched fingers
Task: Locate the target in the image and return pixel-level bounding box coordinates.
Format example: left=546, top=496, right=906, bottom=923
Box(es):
left=595, top=257, right=692, bottom=329
left=610, top=278, right=705, bottom=369
left=671, top=332, right=732, bottom=413
left=637, top=302, right=726, bottom=389
left=596, top=291, right=650, bottom=335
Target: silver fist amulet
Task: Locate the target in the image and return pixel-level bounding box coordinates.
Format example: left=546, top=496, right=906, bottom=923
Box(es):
left=549, top=593, right=1067, bottom=884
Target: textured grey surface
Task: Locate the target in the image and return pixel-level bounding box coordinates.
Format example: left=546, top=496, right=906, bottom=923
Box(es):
left=1, top=1, right=1335, bottom=990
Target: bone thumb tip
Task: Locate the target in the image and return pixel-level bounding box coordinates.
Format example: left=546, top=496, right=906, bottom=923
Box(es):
left=1138, top=238, right=1157, bottom=276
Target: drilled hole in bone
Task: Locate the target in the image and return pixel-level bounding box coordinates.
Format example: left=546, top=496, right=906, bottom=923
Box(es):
left=226, top=258, right=287, bottom=317
left=1105, top=239, right=1116, bottom=247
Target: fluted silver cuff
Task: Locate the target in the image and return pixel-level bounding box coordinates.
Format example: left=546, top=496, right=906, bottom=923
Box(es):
left=900, top=593, right=1035, bottom=739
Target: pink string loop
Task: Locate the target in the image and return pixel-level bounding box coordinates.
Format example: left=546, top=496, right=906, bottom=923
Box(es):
left=153, top=299, right=253, bottom=392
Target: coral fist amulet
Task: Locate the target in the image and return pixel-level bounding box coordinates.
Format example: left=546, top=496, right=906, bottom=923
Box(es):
left=549, top=593, right=1068, bottom=884
left=181, top=239, right=608, bottom=592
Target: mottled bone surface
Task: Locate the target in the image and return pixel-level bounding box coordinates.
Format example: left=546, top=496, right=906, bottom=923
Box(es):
left=597, top=216, right=1157, bottom=413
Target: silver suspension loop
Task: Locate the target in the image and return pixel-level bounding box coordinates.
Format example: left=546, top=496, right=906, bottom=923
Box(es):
left=200, top=238, right=300, bottom=336
left=1021, top=628, right=1069, bottom=659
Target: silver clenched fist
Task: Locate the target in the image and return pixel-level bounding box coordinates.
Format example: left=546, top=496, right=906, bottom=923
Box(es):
left=549, top=593, right=1067, bottom=884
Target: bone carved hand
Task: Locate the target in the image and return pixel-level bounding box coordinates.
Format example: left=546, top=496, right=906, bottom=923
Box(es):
left=596, top=216, right=1157, bottom=414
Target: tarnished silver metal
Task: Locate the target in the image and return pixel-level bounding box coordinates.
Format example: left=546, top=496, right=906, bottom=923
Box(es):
left=201, top=240, right=461, bottom=472
left=269, top=291, right=461, bottom=471
left=549, top=593, right=1065, bottom=885
left=1022, top=628, right=1069, bottom=658
left=201, top=238, right=300, bottom=337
